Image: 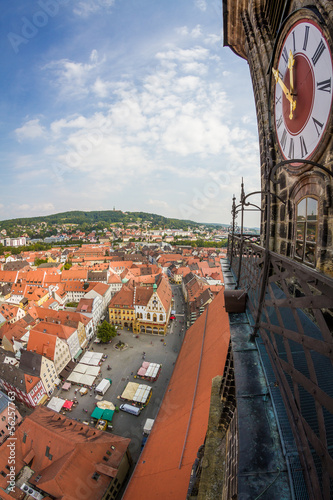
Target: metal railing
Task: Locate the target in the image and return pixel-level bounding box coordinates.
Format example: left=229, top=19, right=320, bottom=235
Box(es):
left=228, top=235, right=333, bottom=500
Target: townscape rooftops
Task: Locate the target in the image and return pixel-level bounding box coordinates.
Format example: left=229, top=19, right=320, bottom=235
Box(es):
left=0, top=406, right=131, bottom=500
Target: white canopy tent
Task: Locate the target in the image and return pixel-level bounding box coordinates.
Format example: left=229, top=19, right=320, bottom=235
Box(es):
left=47, top=397, right=66, bottom=413
left=67, top=372, right=96, bottom=386
left=121, top=382, right=152, bottom=405
left=80, top=351, right=103, bottom=366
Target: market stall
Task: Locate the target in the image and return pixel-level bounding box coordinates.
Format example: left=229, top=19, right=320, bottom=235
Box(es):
left=62, top=400, right=73, bottom=411
left=121, top=382, right=152, bottom=407
left=62, top=382, right=71, bottom=391
left=66, top=371, right=96, bottom=386
left=91, top=407, right=114, bottom=423
left=47, top=397, right=66, bottom=413
left=136, top=362, right=161, bottom=382
left=80, top=351, right=103, bottom=366
left=97, top=401, right=115, bottom=410
left=91, top=407, right=104, bottom=420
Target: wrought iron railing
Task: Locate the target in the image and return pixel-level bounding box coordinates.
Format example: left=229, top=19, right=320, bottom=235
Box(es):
left=228, top=234, right=333, bottom=500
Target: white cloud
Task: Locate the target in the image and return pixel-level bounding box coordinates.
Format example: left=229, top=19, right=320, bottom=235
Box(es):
left=92, top=77, right=111, bottom=98
left=43, top=51, right=104, bottom=99
left=191, top=25, right=202, bottom=38
left=17, top=203, right=55, bottom=214
left=73, top=0, right=115, bottom=18
left=156, top=46, right=209, bottom=63
left=15, top=119, right=45, bottom=141
left=195, top=0, right=207, bottom=12
left=147, top=199, right=170, bottom=210
left=176, top=26, right=189, bottom=36
left=182, top=62, right=207, bottom=75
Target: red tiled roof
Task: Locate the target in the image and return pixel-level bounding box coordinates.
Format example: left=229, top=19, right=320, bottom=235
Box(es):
left=156, top=276, right=172, bottom=312
left=76, top=298, right=94, bottom=313
left=87, top=282, right=109, bottom=296
left=34, top=306, right=91, bottom=327
left=109, top=285, right=134, bottom=309
left=27, top=330, right=57, bottom=360
left=0, top=270, right=18, bottom=284
left=33, top=321, right=76, bottom=339
left=62, top=269, right=88, bottom=281
left=0, top=406, right=130, bottom=500
left=123, top=289, right=230, bottom=499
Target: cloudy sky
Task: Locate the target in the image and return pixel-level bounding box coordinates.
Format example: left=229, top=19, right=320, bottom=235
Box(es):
left=1, top=0, right=261, bottom=227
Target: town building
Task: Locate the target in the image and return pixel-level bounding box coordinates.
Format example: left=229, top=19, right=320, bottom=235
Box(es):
left=183, top=2, right=333, bottom=499
left=0, top=406, right=132, bottom=500
left=0, top=391, right=22, bottom=445
left=0, top=352, right=47, bottom=408
left=27, top=330, right=71, bottom=376
left=108, top=275, right=172, bottom=335
left=19, top=350, right=59, bottom=397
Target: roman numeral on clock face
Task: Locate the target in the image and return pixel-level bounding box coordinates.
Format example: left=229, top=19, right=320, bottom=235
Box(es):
left=312, top=39, right=326, bottom=66
left=317, top=78, right=331, bottom=93
left=280, top=129, right=287, bottom=150
left=300, top=136, right=308, bottom=157
left=292, top=31, right=296, bottom=53
left=312, top=117, right=324, bottom=137
left=288, top=138, right=294, bottom=159
left=303, top=25, right=309, bottom=51
left=282, top=47, right=288, bottom=64
left=276, top=115, right=283, bottom=128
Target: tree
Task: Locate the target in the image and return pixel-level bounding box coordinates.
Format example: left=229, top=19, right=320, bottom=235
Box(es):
left=96, top=321, right=117, bottom=343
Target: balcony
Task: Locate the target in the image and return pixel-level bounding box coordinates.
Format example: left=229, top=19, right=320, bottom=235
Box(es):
left=226, top=234, right=333, bottom=499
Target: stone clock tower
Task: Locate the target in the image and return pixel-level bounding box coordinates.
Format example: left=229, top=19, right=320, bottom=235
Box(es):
left=186, top=3, right=333, bottom=500
left=223, top=0, right=333, bottom=276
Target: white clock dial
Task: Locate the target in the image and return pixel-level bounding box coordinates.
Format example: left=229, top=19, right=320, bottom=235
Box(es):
left=274, top=19, right=333, bottom=160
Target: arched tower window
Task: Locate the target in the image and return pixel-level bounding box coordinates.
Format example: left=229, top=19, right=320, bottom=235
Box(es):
left=295, top=197, right=318, bottom=266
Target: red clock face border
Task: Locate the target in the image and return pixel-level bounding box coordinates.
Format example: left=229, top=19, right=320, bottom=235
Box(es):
left=274, top=18, right=333, bottom=161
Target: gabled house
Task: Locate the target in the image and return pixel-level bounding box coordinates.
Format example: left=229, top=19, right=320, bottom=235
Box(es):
left=27, top=330, right=71, bottom=376
left=20, top=350, right=59, bottom=397
left=76, top=296, right=103, bottom=335
left=33, top=321, right=81, bottom=361
left=0, top=352, right=47, bottom=408
left=84, top=283, right=112, bottom=317
left=0, top=304, right=25, bottom=324
left=34, top=306, right=91, bottom=348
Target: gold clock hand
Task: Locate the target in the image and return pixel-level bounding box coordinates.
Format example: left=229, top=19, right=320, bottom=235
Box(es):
left=272, top=67, right=296, bottom=119
left=288, top=50, right=295, bottom=95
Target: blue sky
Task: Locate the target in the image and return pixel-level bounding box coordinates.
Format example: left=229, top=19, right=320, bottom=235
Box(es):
left=0, top=0, right=261, bottom=227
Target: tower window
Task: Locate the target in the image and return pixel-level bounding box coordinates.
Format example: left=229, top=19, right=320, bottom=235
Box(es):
left=295, top=197, right=318, bottom=266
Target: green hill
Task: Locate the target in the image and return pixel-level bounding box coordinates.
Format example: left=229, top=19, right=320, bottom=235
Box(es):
left=0, top=210, right=226, bottom=232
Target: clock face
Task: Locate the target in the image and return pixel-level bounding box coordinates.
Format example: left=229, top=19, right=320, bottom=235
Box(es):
left=274, top=19, right=333, bottom=160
